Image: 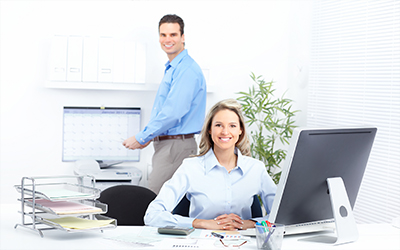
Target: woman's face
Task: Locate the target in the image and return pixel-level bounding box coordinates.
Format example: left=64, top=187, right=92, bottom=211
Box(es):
left=209, top=109, right=242, bottom=153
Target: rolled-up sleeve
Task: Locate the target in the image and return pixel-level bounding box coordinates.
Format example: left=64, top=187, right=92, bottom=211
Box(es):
left=144, top=161, right=194, bottom=228
left=136, top=67, right=200, bottom=144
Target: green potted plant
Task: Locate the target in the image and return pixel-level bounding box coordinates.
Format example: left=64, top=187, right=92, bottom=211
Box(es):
left=237, top=73, right=299, bottom=184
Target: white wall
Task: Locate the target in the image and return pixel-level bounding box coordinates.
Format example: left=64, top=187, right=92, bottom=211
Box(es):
left=0, top=0, right=312, bottom=204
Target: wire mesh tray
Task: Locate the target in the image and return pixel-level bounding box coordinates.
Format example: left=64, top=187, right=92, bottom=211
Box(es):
left=32, top=213, right=117, bottom=233
left=21, top=199, right=107, bottom=216
left=15, top=182, right=101, bottom=201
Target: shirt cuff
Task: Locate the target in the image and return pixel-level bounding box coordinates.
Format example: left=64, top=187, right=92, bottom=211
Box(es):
left=135, top=131, right=151, bottom=145
left=176, top=216, right=195, bottom=228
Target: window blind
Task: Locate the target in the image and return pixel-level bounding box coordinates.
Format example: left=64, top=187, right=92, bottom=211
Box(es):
left=308, top=0, right=400, bottom=224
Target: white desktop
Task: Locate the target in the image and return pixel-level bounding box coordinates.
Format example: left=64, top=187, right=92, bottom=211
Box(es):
left=1, top=202, right=399, bottom=250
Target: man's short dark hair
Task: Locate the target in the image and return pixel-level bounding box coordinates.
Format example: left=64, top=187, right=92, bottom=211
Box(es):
left=159, top=14, right=184, bottom=35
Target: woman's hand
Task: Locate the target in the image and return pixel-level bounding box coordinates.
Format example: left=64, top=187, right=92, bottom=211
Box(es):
left=192, top=213, right=256, bottom=230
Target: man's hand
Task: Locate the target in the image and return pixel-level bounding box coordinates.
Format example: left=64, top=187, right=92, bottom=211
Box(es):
left=123, top=136, right=151, bottom=150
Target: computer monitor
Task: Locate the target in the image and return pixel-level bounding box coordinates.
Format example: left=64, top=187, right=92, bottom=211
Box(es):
left=62, top=107, right=141, bottom=167
left=269, top=127, right=377, bottom=244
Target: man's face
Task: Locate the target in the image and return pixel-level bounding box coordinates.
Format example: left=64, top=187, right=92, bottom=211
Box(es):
left=159, top=22, right=185, bottom=61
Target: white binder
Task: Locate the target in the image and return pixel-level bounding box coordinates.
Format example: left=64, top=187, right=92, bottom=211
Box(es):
left=135, top=42, right=146, bottom=83
left=49, top=35, right=68, bottom=81
left=98, top=37, right=113, bottom=82
left=67, top=36, right=83, bottom=82
left=82, top=36, right=98, bottom=82
left=123, top=40, right=136, bottom=83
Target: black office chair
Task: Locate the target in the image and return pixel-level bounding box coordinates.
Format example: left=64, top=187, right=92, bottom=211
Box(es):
left=173, top=195, right=263, bottom=218
left=97, top=185, right=157, bottom=226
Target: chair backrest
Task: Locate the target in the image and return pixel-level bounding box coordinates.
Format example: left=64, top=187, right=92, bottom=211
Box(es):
left=97, top=185, right=157, bottom=226
left=173, top=195, right=263, bottom=218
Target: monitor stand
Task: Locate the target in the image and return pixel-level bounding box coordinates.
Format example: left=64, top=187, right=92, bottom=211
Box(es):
left=299, top=177, right=359, bottom=245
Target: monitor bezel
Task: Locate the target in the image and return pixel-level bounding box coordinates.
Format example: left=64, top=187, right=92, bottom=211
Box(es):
left=269, top=126, right=377, bottom=235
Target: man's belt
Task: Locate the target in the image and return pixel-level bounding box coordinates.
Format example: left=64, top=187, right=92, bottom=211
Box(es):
left=153, top=133, right=195, bottom=141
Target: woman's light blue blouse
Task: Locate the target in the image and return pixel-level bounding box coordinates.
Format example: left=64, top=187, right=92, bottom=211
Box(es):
left=144, top=148, right=277, bottom=228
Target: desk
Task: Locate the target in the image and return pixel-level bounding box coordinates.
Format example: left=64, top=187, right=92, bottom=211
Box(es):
left=1, top=204, right=399, bottom=250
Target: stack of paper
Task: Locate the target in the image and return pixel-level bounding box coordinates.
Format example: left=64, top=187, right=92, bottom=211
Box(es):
left=32, top=199, right=102, bottom=215
left=47, top=217, right=115, bottom=229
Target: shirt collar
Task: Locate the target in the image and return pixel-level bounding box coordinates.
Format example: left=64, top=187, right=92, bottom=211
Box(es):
left=164, top=49, right=188, bottom=69
left=204, top=148, right=246, bottom=175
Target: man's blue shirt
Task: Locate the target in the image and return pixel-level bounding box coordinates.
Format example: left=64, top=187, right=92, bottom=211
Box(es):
left=136, top=49, right=206, bottom=144
left=144, top=148, right=277, bottom=228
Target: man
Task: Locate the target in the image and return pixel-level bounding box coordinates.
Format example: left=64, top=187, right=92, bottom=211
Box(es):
left=123, top=14, right=207, bottom=194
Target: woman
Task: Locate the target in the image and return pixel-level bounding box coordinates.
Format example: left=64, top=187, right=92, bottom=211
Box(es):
left=144, top=99, right=276, bottom=230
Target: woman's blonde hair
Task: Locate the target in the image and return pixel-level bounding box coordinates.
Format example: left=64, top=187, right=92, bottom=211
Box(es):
left=197, top=99, right=251, bottom=157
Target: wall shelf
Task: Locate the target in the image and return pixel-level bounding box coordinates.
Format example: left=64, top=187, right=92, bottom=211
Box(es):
left=46, top=81, right=160, bottom=91
left=46, top=81, right=215, bottom=92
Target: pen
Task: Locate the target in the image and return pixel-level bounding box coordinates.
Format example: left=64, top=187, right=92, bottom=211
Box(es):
left=261, top=220, right=273, bottom=232
left=261, top=221, right=268, bottom=232
left=262, top=226, right=276, bottom=248
left=255, top=222, right=264, bottom=233
left=211, top=232, right=225, bottom=239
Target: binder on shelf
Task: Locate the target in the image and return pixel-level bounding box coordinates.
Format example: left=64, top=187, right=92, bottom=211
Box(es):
left=135, top=42, right=146, bottom=83
left=49, top=35, right=68, bottom=81
left=82, top=36, right=98, bottom=82
left=124, top=40, right=136, bottom=83
left=67, top=36, right=83, bottom=82
left=112, top=38, right=125, bottom=83
left=48, top=35, right=148, bottom=85
left=113, top=39, right=136, bottom=83
left=98, top=37, right=113, bottom=82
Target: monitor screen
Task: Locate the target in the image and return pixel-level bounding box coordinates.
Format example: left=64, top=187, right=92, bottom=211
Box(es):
left=62, top=107, right=141, bottom=163
left=269, top=127, right=377, bottom=235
